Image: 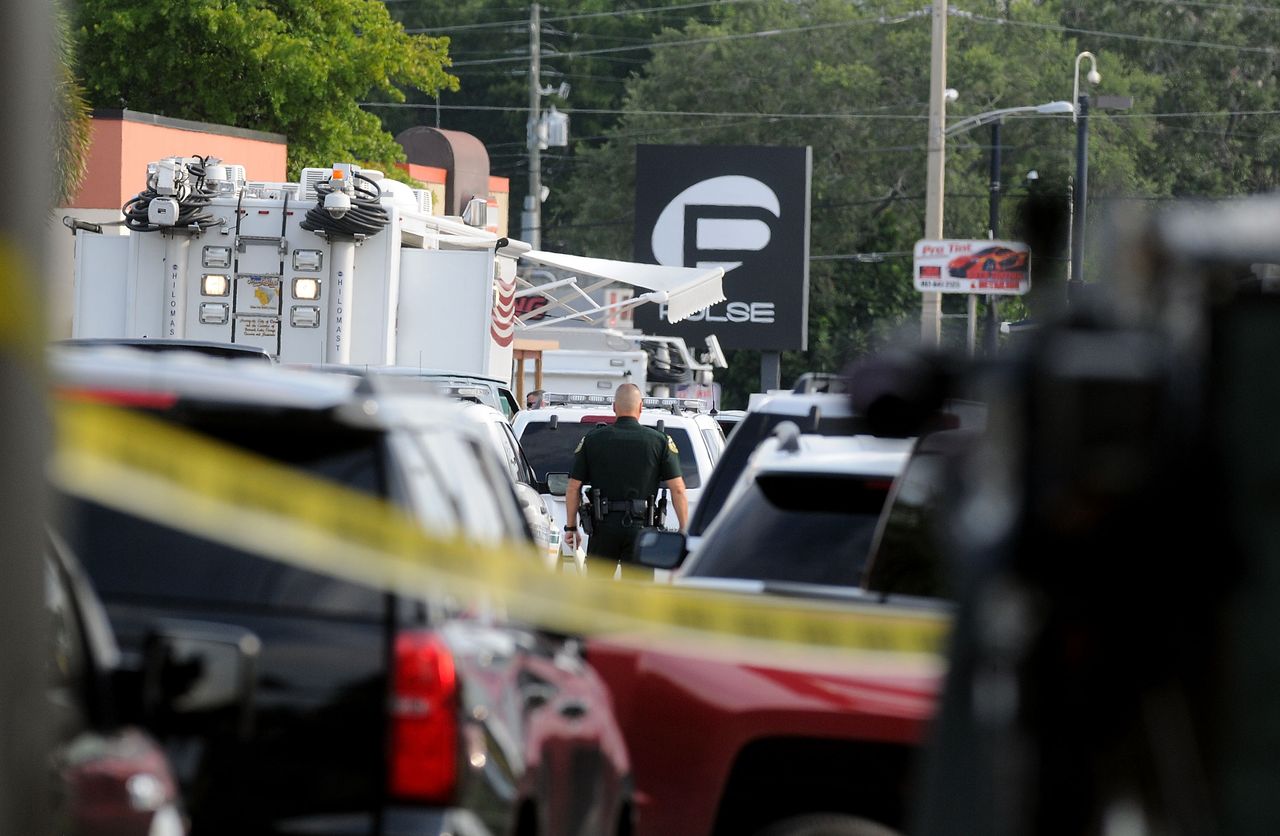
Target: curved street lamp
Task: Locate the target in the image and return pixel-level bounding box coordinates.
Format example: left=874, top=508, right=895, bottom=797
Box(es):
left=945, top=100, right=1074, bottom=138
left=1073, top=51, right=1101, bottom=123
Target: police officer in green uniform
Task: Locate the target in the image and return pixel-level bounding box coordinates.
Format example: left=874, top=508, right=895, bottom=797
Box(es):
left=563, top=383, right=689, bottom=564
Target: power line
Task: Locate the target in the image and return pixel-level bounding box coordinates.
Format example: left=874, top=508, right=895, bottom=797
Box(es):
left=368, top=100, right=1280, bottom=127
left=1133, top=0, right=1280, bottom=13
left=364, top=102, right=933, bottom=120
left=453, top=7, right=930, bottom=66
left=544, top=0, right=764, bottom=25
left=1111, top=109, right=1280, bottom=118
left=954, top=9, right=1280, bottom=55
left=406, top=0, right=766, bottom=34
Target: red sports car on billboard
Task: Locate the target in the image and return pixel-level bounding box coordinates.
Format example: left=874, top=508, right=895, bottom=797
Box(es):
left=948, top=245, right=1028, bottom=278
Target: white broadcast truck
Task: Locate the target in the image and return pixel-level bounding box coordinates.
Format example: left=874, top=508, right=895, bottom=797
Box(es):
left=66, top=155, right=726, bottom=386
left=65, top=155, right=726, bottom=571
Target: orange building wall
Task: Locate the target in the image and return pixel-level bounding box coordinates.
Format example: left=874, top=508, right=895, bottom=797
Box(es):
left=68, top=110, right=287, bottom=210
left=488, top=176, right=510, bottom=238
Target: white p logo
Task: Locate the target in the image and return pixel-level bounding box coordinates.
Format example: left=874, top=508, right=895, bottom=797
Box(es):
left=651, top=175, right=780, bottom=273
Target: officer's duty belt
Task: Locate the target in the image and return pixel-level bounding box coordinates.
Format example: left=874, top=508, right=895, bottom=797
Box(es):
left=601, top=498, right=648, bottom=515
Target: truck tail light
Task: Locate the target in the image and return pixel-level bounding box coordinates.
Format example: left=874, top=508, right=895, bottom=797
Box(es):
left=389, top=631, right=458, bottom=803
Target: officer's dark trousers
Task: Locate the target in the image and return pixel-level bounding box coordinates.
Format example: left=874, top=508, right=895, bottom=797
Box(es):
left=586, top=521, right=654, bottom=580
left=586, top=518, right=643, bottom=563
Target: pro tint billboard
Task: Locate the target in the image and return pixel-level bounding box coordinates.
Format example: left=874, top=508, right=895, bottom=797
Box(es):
left=633, top=145, right=811, bottom=351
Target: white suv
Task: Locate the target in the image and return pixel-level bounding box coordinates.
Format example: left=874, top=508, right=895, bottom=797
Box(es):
left=511, top=393, right=725, bottom=550
left=650, top=428, right=913, bottom=592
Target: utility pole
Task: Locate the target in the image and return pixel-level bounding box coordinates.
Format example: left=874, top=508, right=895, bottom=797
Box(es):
left=0, top=1, right=52, bottom=833
left=1070, top=92, right=1089, bottom=294
left=522, top=2, right=542, bottom=249
left=921, top=0, right=948, bottom=345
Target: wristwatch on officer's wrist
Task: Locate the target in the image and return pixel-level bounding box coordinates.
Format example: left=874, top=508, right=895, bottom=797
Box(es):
left=564, top=526, right=577, bottom=531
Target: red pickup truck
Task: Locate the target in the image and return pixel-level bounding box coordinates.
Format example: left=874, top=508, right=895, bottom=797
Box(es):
left=586, top=426, right=970, bottom=836
left=587, top=623, right=942, bottom=836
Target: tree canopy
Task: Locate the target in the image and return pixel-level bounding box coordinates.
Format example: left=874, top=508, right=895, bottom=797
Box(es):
left=67, top=0, right=1280, bottom=403
left=536, top=0, right=1160, bottom=399
left=73, top=0, right=459, bottom=177
left=380, top=0, right=735, bottom=237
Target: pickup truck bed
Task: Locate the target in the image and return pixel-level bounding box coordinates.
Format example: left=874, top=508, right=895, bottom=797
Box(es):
left=586, top=629, right=942, bottom=836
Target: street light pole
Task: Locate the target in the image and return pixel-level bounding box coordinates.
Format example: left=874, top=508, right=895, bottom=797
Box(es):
left=1071, top=93, right=1090, bottom=294
left=984, top=119, right=1002, bottom=355
left=1070, top=51, right=1099, bottom=297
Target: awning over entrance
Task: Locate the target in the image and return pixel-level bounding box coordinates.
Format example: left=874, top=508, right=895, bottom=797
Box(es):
left=519, top=251, right=726, bottom=325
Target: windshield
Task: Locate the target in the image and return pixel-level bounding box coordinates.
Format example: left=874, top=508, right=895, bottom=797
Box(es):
left=520, top=421, right=703, bottom=488
left=689, top=410, right=869, bottom=535
left=685, top=472, right=891, bottom=586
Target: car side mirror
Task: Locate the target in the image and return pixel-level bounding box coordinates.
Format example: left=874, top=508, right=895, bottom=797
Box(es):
left=635, top=529, right=688, bottom=570
left=136, top=620, right=261, bottom=740
left=546, top=472, right=570, bottom=497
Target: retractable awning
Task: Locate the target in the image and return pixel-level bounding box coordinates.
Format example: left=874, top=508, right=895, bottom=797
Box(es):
left=519, top=251, right=725, bottom=325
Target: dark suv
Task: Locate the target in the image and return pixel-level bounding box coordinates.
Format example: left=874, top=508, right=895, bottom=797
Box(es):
left=51, top=345, right=632, bottom=836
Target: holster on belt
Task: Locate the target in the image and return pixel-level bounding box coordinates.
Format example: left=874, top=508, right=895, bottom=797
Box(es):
left=579, top=487, right=598, bottom=535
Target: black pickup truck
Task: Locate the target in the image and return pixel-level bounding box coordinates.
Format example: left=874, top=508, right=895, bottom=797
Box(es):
left=52, top=345, right=632, bottom=836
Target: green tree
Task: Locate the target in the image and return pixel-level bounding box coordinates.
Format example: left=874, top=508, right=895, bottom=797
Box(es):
left=1059, top=0, right=1280, bottom=197
left=382, top=0, right=736, bottom=233
left=54, top=3, right=92, bottom=207
left=547, top=0, right=1158, bottom=405
left=73, top=0, right=459, bottom=177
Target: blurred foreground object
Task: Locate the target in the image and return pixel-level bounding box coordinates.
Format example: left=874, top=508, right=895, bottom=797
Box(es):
left=1, top=2, right=54, bottom=834
left=916, top=196, right=1280, bottom=835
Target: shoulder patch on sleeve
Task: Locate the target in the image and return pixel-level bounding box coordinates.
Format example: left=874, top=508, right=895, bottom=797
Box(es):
left=574, top=437, right=585, bottom=454
left=667, top=435, right=679, bottom=454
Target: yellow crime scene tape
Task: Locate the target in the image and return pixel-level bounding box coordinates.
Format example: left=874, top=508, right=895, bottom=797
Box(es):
left=0, top=237, right=46, bottom=362
left=52, top=400, right=951, bottom=659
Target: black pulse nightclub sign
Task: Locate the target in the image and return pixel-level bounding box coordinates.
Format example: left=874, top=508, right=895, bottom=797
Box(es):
left=633, top=145, right=812, bottom=351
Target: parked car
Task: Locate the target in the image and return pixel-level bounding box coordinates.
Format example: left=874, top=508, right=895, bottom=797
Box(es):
left=583, top=426, right=957, bottom=836
left=670, top=429, right=913, bottom=591
left=512, top=393, right=724, bottom=540
left=312, top=369, right=560, bottom=565
left=51, top=346, right=633, bottom=836
left=44, top=530, right=188, bottom=836
left=790, top=372, right=850, bottom=394
left=286, top=363, right=522, bottom=420
left=453, top=397, right=559, bottom=565
left=711, top=409, right=746, bottom=439
left=689, top=392, right=869, bottom=541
